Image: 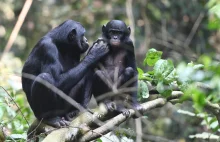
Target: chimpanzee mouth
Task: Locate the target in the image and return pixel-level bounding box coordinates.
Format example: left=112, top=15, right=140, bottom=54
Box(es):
left=80, top=41, right=89, bottom=53
left=111, top=41, right=120, bottom=46
left=81, top=40, right=89, bottom=45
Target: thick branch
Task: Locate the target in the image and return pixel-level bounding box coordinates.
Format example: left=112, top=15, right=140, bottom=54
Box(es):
left=29, top=90, right=220, bottom=142
left=80, top=98, right=166, bottom=142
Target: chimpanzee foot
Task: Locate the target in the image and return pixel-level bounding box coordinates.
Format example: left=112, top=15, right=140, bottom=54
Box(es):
left=117, top=105, right=131, bottom=117
left=105, top=102, right=117, bottom=112
left=121, top=109, right=131, bottom=117
left=43, top=116, right=70, bottom=128
left=64, top=110, right=79, bottom=121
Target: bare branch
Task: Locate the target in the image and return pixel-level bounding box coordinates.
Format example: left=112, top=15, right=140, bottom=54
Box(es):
left=184, top=13, right=205, bottom=47
left=0, top=0, right=33, bottom=61
left=0, top=86, right=30, bottom=127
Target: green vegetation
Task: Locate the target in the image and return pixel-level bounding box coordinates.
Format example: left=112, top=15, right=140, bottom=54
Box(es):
left=1, top=0, right=220, bottom=141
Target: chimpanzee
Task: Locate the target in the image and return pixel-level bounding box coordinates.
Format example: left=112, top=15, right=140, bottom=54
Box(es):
left=92, top=20, right=143, bottom=117
left=22, top=20, right=109, bottom=127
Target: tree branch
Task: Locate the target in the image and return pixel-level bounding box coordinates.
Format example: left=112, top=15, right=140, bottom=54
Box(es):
left=28, top=90, right=220, bottom=142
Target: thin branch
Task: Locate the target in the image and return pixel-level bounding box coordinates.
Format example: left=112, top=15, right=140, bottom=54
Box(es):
left=27, top=85, right=220, bottom=142
left=0, top=0, right=33, bottom=61
left=140, top=0, right=151, bottom=51
left=0, top=86, right=30, bottom=127
left=135, top=118, right=142, bottom=142
left=189, top=132, right=219, bottom=140
left=27, top=119, right=43, bottom=138
left=126, top=0, right=135, bottom=43
left=22, top=73, right=87, bottom=112
left=184, top=13, right=205, bottom=47
left=80, top=98, right=167, bottom=142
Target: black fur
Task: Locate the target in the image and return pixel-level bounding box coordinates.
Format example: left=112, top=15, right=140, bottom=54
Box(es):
left=92, top=20, right=143, bottom=117
left=22, top=20, right=108, bottom=127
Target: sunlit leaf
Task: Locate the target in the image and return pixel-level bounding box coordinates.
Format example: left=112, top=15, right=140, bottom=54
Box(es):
left=156, top=81, right=172, bottom=98
left=144, top=48, right=162, bottom=66
left=95, top=138, right=102, bottom=142
left=7, top=133, right=26, bottom=140
left=137, top=68, right=144, bottom=75
left=138, top=80, right=149, bottom=100
left=189, top=132, right=219, bottom=139
left=154, top=59, right=175, bottom=83
left=0, top=106, right=5, bottom=120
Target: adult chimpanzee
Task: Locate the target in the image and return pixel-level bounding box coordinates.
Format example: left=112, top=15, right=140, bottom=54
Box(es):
left=92, top=20, right=143, bottom=117
left=22, top=20, right=109, bottom=127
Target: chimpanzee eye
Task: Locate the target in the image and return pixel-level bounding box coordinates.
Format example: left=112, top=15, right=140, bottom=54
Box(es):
left=109, top=31, right=113, bottom=35
left=71, top=34, right=75, bottom=38
left=68, top=32, right=76, bottom=41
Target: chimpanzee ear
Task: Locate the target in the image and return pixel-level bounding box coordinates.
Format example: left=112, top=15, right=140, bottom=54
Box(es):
left=68, top=29, right=76, bottom=41
left=127, top=26, right=131, bottom=35
left=102, top=25, right=106, bottom=33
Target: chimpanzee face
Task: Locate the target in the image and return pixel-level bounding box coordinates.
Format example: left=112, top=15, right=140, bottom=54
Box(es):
left=102, top=20, right=131, bottom=47
left=107, top=30, right=124, bottom=46
left=68, top=28, right=89, bottom=53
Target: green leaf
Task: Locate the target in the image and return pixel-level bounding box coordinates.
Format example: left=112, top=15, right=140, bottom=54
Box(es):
left=138, top=80, right=149, bottom=101
left=137, top=67, right=144, bottom=75
left=176, top=63, right=194, bottom=83
left=209, top=4, right=220, bottom=18
left=191, top=89, right=206, bottom=111
left=199, top=55, right=212, bottom=68
left=137, top=68, right=144, bottom=80
left=165, top=69, right=176, bottom=84
left=156, top=81, right=172, bottom=98
left=147, top=71, right=154, bottom=75
left=144, top=48, right=162, bottom=66
left=193, top=64, right=204, bottom=70
left=95, top=138, right=102, bottom=142
left=189, top=132, right=219, bottom=139
left=138, top=68, right=153, bottom=81
left=0, top=106, right=5, bottom=120
left=7, top=134, right=26, bottom=140
left=210, top=120, right=219, bottom=130
left=154, top=59, right=175, bottom=83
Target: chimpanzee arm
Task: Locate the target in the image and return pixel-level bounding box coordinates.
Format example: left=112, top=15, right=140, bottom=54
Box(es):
left=40, top=39, right=108, bottom=94
left=125, top=51, right=143, bottom=117
left=126, top=51, right=138, bottom=101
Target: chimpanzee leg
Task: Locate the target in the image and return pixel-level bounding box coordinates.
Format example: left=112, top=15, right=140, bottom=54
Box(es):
left=64, top=76, right=84, bottom=121
left=93, top=70, right=112, bottom=98
left=31, top=73, right=69, bottom=127
left=116, top=67, right=135, bottom=88
left=116, top=67, right=143, bottom=117
left=64, top=71, right=93, bottom=121
left=82, top=71, right=94, bottom=107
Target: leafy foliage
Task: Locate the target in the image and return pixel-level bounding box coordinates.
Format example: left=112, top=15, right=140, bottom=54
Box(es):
left=143, top=48, right=162, bottom=66
left=138, top=48, right=220, bottom=139
left=138, top=48, right=177, bottom=98
left=1, top=0, right=220, bottom=141
left=138, top=80, right=149, bottom=101
left=0, top=53, right=34, bottom=141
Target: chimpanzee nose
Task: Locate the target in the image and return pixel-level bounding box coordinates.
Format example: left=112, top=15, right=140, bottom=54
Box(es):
left=114, top=37, right=117, bottom=40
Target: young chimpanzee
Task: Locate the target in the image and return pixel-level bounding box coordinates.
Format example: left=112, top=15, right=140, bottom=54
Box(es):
left=92, top=20, right=143, bottom=117
left=22, top=20, right=109, bottom=127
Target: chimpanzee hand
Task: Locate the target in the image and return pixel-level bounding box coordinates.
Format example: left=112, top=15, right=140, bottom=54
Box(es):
left=87, top=39, right=109, bottom=61
left=43, top=116, right=70, bottom=128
